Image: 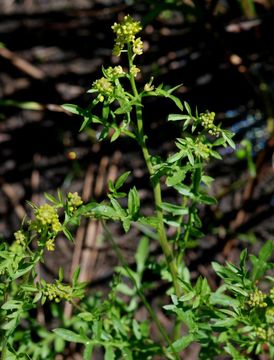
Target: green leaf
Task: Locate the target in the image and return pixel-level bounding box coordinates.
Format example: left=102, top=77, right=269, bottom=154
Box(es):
left=210, top=292, right=239, bottom=308
left=259, top=240, right=273, bottom=262
left=122, top=217, right=131, bottom=233
left=213, top=318, right=237, bottom=328
left=167, top=83, right=184, bottom=94
left=166, top=168, right=186, bottom=186
left=114, top=102, right=132, bottom=114
left=63, top=226, right=73, bottom=241
left=83, top=343, right=94, bottom=360
left=116, top=283, right=135, bottom=296
left=115, top=171, right=131, bottom=190
left=110, top=198, right=126, bottom=219
left=160, top=202, right=188, bottom=216
left=136, top=237, right=149, bottom=274
left=167, top=150, right=186, bottom=163
left=110, top=128, right=121, bottom=142
left=174, top=184, right=193, bottom=198
left=79, top=202, right=119, bottom=220
left=222, top=130, right=236, bottom=149
left=104, top=347, right=115, bottom=360
left=169, top=334, right=194, bottom=352
left=79, top=116, right=92, bottom=132
left=128, top=187, right=140, bottom=219
left=1, top=300, right=22, bottom=310
left=168, top=114, right=190, bottom=121
left=167, top=94, right=183, bottom=111
left=199, top=194, right=217, bottom=205
left=187, top=151, right=194, bottom=166
left=184, top=102, right=192, bottom=116
left=53, top=329, right=88, bottom=344
left=62, top=104, right=85, bottom=115
left=192, top=167, right=201, bottom=194
left=12, top=264, right=34, bottom=280
left=44, top=192, right=58, bottom=204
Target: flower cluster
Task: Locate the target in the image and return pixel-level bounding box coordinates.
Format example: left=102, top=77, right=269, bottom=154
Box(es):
left=256, top=327, right=267, bottom=340
left=270, top=287, right=274, bottom=302
left=112, top=15, right=143, bottom=57
left=42, top=281, right=74, bottom=303
left=67, top=192, right=83, bottom=214
left=130, top=65, right=140, bottom=77
left=200, top=111, right=220, bottom=136
left=105, top=66, right=125, bottom=80
left=45, top=238, right=55, bottom=251
left=247, top=288, right=267, bottom=308
left=266, top=307, right=274, bottom=324
left=194, top=139, right=211, bottom=159
left=14, top=230, right=26, bottom=246
left=35, top=203, right=62, bottom=233
left=92, top=77, right=114, bottom=102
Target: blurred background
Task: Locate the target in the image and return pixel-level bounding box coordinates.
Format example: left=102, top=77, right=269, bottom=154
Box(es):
left=0, top=0, right=274, bottom=338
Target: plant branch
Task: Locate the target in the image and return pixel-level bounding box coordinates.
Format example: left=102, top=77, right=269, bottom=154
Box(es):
left=127, top=45, right=181, bottom=299
left=101, top=221, right=180, bottom=360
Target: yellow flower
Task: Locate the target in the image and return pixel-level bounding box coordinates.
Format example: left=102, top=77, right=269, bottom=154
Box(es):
left=93, top=77, right=114, bottom=95
left=112, top=15, right=142, bottom=57
left=46, top=238, right=55, bottom=251
left=35, top=203, right=62, bottom=233
left=67, top=192, right=83, bottom=214
left=130, top=65, right=140, bottom=77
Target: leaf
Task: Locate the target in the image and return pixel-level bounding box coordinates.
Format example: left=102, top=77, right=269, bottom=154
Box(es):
left=166, top=168, right=186, bottom=186
left=83, top=343, right=94, bottom=360
left=192, top=167, right=201, bottom=194
left=114, top=102, right=132, bottom=114
left=187, top=151, right=194, bottom=166
left=110, top=198, right=126, bottom=219
left=169, top=334, right=194, bottom=352
left=62, top=104, right=85, bottom=116
left=63, top=226, right=73, bottom=241
left=12, top=264, right=34, bottom=280
left=213, top=318, right=237, bottom=328
left=137, top=216, right=160, bottom=229
left=251, top=240, right=273, bottom=282
left=104, top=347, right=115, bottom=360
left=167, top=83, right=184, bottom=94
left=1, top=300, right=22, bottom=310
left=184, top=102, right=192, bottom=116
left=174, top=184, right=193, bottom=198
left=110, top=128, right=121, bottom=142
left=168, top=114, right=190, bottom=121
left=259, top=240, right=273, bottom=262
left=136, top=237, right=149, bottom=274
left=116, top=283, right=135, bottom=296
left=127, top=187, right=140, bottom=219
left=160, top=202, right=188, bottom=216
left=79, top=116, right=92, bottom=132
left=44, top=193, right=58, bottom=204
left=72, top=266, right=81, bottom=286
left=53, top=329, right=88, bottom=344
left=115, top=171, right=131, bottom=190
left=122, top=217, right=131, bottom=233
left=199, top=194, right=218, bottom=205
left=222, top=130, right=236, bottom=149
left=167, top=94, right=183, bottom=111
left=167, top=150, right=186, bottom=163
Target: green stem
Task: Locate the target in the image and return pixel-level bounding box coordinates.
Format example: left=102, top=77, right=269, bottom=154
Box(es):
left=127, top=46, right=181, bottom=299
left=102, top=221, right=180, bottom=360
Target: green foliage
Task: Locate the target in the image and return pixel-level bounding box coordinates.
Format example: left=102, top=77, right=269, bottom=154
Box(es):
left=0, top=15, right=273, bottom=360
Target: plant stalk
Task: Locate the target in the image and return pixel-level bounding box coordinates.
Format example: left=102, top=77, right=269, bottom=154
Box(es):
left=127, top=47, right=181, bottom=299
left=102, top=221, right=180, bottom=360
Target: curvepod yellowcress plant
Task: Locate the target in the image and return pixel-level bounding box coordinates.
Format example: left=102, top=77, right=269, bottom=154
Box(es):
left=0, top=15, right=273, bottom=360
